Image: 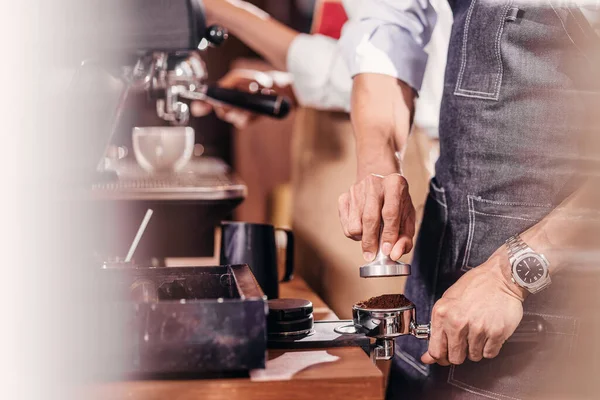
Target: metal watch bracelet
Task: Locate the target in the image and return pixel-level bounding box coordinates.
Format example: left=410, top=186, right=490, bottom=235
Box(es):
left=506, top=234, right=551, bottom=294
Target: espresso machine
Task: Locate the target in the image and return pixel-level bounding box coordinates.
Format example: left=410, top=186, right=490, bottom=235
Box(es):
left=73, top=0, right=292, bottom=264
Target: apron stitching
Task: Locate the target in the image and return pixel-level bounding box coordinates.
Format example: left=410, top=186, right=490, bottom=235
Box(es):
left=471, top=197, right=552, bottom=207
left=472, top=211, right=539, bottom=222
left=461, top=195, right=476, bottom=271
left=455, top=0, right=478, bottom=95
left=455, top=0, right=511, bottom=99
left=567, top=6, right=592, bottom=39
left=431, top=182, right=446, bottom=193
left=454, top=92, right=500, bottom=100
left=568, top=318, right=578, bottom=356
left=549, top=0, right=593, bottom=63
left=432, top=195, right=448, bottom=208
left=491, top=1, right=512, bottom=97
left=458, top=89, right=502, bottom=95
left=447, top=372, right=521, bottom=400
left=523, top=311, right=578, bottom=320
left=396, top=349, right=429, bottom=375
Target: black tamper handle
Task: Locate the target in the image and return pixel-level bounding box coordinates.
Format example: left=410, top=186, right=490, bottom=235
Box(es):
left=506, top=314, right=546, bottom=343
left=204, top=86, right=291, bottom=119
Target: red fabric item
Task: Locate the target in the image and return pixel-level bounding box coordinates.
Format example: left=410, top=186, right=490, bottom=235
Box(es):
left=311, top=0, right=348, bottom=39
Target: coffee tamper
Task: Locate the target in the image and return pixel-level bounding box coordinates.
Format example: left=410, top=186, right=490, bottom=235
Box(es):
left=359, top=226, right=411, bottom=278
left=348, top=226, right=422, bottom=361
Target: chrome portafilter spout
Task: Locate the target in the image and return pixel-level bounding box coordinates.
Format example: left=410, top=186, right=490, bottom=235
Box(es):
left=359, top=226, right=411, bottom=278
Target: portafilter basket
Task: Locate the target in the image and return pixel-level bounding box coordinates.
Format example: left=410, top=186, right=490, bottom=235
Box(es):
left=353, top=302, right=430, bottom=360
left=335, top=300, right=429, bottom=361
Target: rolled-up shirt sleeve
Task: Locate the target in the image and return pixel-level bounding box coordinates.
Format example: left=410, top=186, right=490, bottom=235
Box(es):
left=286, top=33, right=352, bottom=112
left=339, top=0, right=437, bottom=92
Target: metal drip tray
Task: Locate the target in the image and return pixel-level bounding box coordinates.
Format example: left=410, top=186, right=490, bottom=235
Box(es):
left=92, top=157, right=247, bottom=201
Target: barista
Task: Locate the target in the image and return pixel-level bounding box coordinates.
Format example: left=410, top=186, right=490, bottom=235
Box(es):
left=194, top=0, right=451, bottom=315
left=338, top=0, right=600, bottom=398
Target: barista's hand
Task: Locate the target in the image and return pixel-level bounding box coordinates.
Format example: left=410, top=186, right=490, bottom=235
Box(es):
left=422, top=249, right=527, bottom=366
left=338, top=173, right=416, bottom=262
left=190, top=69, right=270, bottom=128
left=190, top=68, right=296, bottom=129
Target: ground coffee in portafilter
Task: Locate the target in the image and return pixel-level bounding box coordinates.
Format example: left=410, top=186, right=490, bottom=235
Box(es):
left=355, top=294, right=413, bottom=309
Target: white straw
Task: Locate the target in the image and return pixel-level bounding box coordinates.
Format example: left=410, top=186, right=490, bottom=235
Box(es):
left=125, top=209, right=154, bottom=262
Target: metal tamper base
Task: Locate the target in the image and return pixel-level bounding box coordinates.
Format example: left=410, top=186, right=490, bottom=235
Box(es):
left=359, top=227, right=411, bottom=278
left=359, top=257, right=411, bottom=278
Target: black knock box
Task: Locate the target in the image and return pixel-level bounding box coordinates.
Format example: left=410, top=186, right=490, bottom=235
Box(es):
left=98, top=264, right=267, bottom=378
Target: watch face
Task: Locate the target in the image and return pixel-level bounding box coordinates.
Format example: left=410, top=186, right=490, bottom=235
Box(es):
left=515, top=256, right=545, bottom=284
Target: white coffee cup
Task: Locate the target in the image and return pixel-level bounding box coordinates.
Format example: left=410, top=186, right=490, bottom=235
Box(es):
left=132, top=127, right=194, bottom=173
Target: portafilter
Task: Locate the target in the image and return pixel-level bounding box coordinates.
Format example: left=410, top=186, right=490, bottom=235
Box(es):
left=335, top=297, right=546, bottom=361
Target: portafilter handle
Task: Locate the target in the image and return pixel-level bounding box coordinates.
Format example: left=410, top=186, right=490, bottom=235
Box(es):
left=371, top=315, right=545, bottom=362
left=202, top=86, right=291, bottom=119
left=410, top=321, right=431, bottom=339
left=409, top=315, right=546, bottom=343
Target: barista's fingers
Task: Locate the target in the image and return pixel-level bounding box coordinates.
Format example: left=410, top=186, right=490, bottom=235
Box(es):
left=218, top=71, right=255, bottom=90
left=347, top=183, right=365, bottom=241
left=361, top=175, right=384, bottom=261
left=422, top=332, right=450, bottom=366
left=215, top=106, right=251, bottom=129
left=423, top=301, right=450, bottom=366
left=190, top=101, right=212, bottom=117
left=390, top=208, right=415, bottom=261
left=467, top=328, right=486, bottom=362
left=446, top=319, right=468, bottom=365
left=421, top=351, right=436, bottom=364
left=482, top=328, right=505, bottom=359
left=214, top=104, right=232, bottom=120
left=380, top=175, right=402, bottom=256
left=390, top=240, right=406, bottom=261
left=338, top=193, right=353, bottom=238
left=403, top=202, right=416, bottom=243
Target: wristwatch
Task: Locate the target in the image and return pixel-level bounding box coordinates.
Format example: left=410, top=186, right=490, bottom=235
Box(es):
left=505, top=234, right=551, bottom=294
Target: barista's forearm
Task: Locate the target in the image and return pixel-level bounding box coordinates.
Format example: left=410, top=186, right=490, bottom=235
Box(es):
left=520, top=179, right=600, bottom=274
left=351, top=73, right=415, bottom=180
left=204, top=0, right=298, bottom=71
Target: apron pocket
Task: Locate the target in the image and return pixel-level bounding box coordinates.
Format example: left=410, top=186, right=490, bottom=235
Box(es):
left=461, top=196, right=553, bottom=271
left=447, top=312, right=580, bottom=399
left=454, top=0, right=512, bottom=100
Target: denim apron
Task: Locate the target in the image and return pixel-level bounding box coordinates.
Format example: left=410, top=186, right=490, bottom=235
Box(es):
left=388, top=1, right=600, bottom=398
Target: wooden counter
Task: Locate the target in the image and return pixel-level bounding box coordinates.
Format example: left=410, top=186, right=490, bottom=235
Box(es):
left=88, top=277, right=384, bottom=400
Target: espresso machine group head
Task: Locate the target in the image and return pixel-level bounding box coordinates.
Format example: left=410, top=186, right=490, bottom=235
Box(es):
left=72, top=0, right=290, bottom=175
left=126, top=36, right=291, bottom=127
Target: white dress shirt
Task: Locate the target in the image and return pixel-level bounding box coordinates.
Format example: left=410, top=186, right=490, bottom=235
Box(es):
left=338, top=0, right=599, bottom=93
left=286, top=0, right=451, bottom=137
